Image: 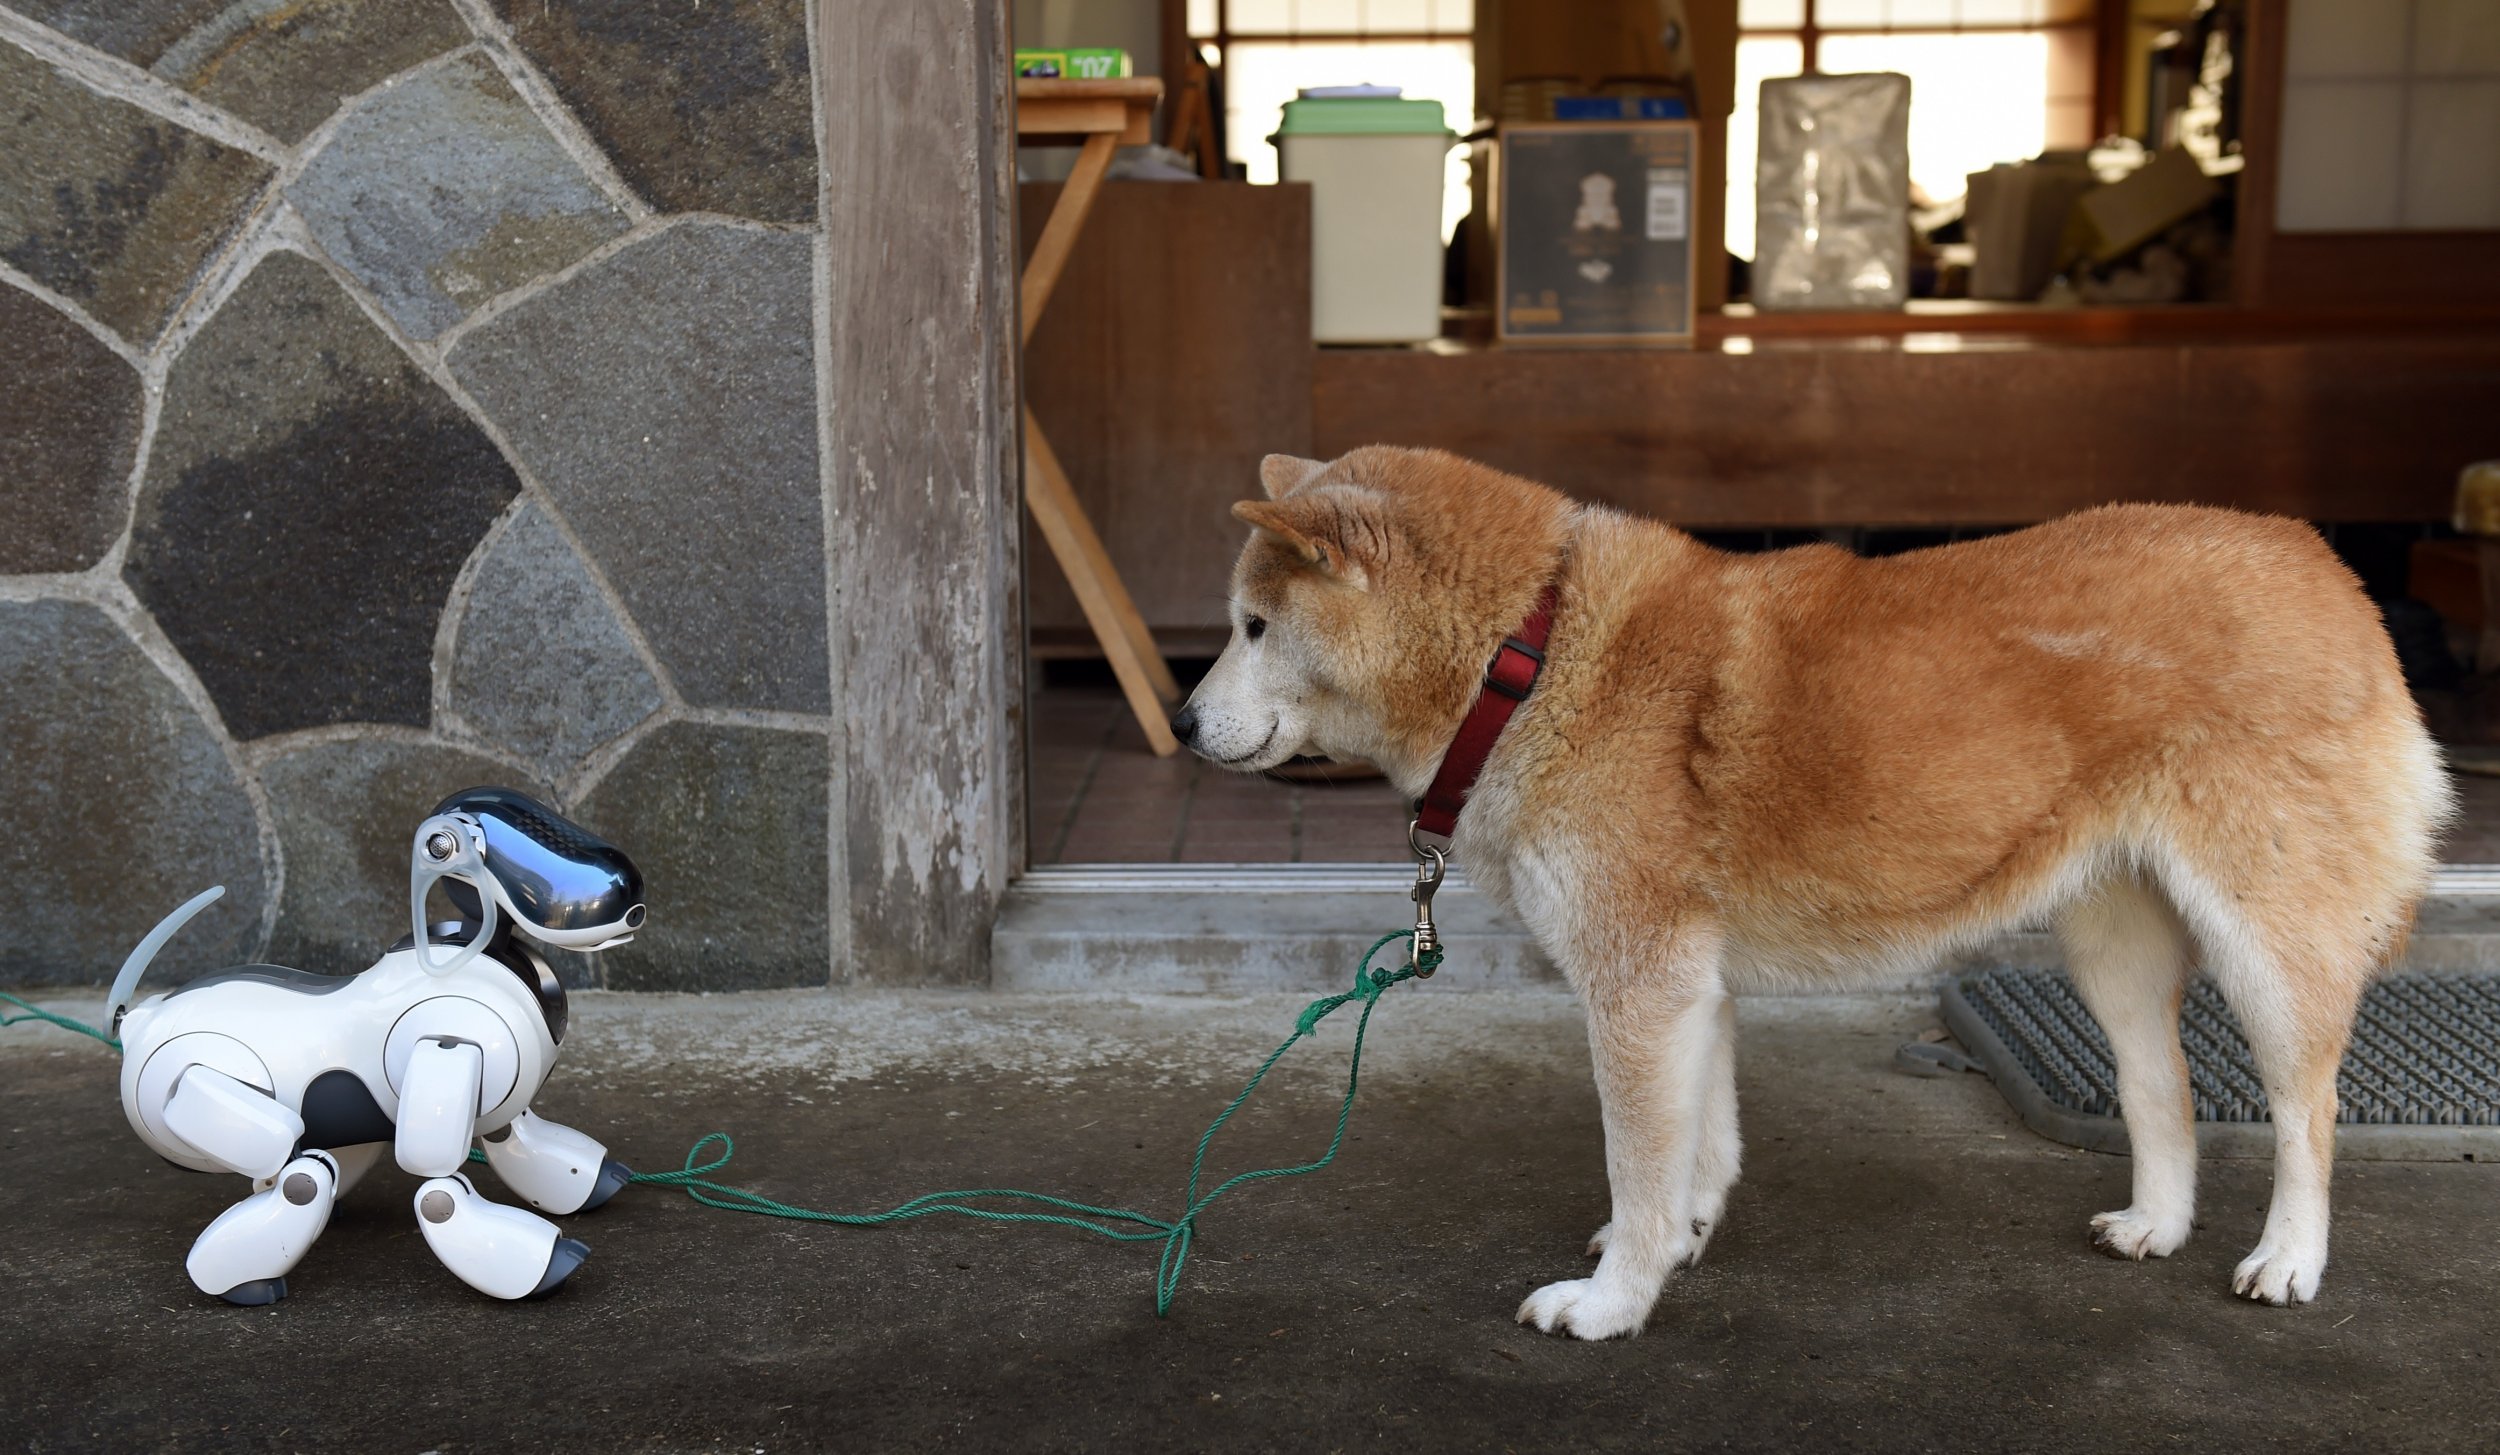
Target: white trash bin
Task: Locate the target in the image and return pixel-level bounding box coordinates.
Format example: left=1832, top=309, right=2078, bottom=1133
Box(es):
left=1275, top=96, right=1454, bottom=344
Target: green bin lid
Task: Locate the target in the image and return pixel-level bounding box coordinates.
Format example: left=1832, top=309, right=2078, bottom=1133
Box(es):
left=1275, top=96, right=1451, bottom=137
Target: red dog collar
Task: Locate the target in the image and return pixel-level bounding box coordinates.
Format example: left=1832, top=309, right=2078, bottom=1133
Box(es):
left=1411, top=583, right=1559, bottom=849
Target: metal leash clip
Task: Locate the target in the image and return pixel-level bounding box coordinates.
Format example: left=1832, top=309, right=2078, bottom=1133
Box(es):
left=1406, top=819, right=1446, bottom=974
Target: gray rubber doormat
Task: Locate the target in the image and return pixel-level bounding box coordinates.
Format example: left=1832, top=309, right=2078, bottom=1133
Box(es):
left=1940, top=968, right=2500, bottom=1160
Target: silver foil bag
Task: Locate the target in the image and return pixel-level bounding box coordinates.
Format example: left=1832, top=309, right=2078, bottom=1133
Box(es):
left=1753, top=72, right=1912, bottom=311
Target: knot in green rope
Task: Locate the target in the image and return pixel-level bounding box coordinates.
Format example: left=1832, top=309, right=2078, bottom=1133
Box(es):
left=1291, top=940, right=1438, bottom=1039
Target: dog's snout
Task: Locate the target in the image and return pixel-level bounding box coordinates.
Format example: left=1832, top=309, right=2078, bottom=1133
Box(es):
left=1169, top=704, right=1201, bottom=747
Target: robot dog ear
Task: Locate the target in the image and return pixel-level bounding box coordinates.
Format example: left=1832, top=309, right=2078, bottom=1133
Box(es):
left=1257, top=453, right=1325, bottom=499
left=1231, top=487, right=1389, bottom=591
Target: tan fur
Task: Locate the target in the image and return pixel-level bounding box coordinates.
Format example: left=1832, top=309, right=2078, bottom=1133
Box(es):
left=1185, top=447, right=2455, bottom=1337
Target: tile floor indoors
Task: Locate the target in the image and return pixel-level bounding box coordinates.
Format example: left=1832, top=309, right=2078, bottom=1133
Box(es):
left=1031, top=676, right=1413, bottom=864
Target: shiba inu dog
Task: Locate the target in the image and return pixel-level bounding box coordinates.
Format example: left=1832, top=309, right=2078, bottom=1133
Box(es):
left=1169, top=446, right=2451, bottom=1339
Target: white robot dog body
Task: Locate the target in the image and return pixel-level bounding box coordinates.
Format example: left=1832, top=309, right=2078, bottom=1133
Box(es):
left=109, top=788, right=645, bottom=1306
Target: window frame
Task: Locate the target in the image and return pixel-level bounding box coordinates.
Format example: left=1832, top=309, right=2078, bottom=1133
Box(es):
left=1742, top=1, right=2098, bottom=76
left=1740, top=0, right=2105, bottom=147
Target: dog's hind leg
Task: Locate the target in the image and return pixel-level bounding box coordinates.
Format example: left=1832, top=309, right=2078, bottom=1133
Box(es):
left=2056, top=871, right=2197, bottom=1261
left=1588, top=994, right=1739, bottom=1267
left=2213, top=946, right=2359, bottom=1306
left=1522, top=925, right=1727, bottom=1340
left=2160, top=858, right=2372, bottom=1306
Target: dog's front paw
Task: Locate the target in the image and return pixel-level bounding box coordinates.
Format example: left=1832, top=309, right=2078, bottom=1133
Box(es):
left=2089, top=1206, right=2190, bottom=1261
left=2231, top=1243, right=2324, bottom=1306
left=1515, top=1278, right=1650, bottom=1340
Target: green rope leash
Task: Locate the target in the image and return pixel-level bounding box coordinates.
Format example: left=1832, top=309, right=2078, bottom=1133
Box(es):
left=6, top=931, right=1436, bottom=1318
left=0, top=992, right=119, bottom=1050
left=625, top=928, right=1435, bottom=1316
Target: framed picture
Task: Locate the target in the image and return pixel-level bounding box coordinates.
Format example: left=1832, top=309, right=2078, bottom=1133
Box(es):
left=1497, top=120, right=1697, bottom=346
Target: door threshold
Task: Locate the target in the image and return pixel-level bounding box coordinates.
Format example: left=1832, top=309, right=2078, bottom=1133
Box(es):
left=996, top=862, right=1546, bottom=991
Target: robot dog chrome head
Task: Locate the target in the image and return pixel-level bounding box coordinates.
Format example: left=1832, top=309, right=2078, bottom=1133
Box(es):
left=411, top=788, right=646, bottom=977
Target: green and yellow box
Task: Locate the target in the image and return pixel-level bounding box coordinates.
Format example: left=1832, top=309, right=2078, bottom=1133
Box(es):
left=1015, top=48, right=1130, bottom=80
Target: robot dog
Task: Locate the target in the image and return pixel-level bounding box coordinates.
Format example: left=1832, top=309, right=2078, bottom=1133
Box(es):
left=107, top=788, right=645, bottom=1305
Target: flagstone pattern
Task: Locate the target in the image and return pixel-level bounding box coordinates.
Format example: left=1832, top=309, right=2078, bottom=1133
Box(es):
left=0, top=284, right=144, bottom=572
left=0, top=43, right=276, bottom=343
left=488, top=0, right=816, bottom=224
left=0, top=2, right=828, bottom=989
left=286, top=49, right=630, bottom=340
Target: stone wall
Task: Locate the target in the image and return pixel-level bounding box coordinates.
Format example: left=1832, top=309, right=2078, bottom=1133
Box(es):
left=0, top=1, right=845, bottom=991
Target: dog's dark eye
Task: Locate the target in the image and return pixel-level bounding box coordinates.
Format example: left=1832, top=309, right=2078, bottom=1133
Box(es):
left=1244, top=616, right=1267, bottom=641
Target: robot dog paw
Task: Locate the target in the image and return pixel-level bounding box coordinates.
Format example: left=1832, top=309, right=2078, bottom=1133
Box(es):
left=581, top=1158, right=635, bottom=1213
left=215, top=1278, right=288, bottom=1307
left=530, top=1237, right=591, bottom=1298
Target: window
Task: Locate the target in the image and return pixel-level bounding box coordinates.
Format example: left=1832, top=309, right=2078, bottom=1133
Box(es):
left=1190, top=0, right=1477, bottom=241
left=1729, top=0, right=2098, bottom=261
left=2276, top=0, right=2500, bottom=231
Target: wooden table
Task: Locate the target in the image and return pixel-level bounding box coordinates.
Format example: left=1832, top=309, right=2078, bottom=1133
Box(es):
left=1017, top=78, right=1182, bottom=755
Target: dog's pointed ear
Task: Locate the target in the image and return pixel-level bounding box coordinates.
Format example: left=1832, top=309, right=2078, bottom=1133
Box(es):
left=1231, top=488, right=1387, bottom=590
left=1258, top=454, right=1326, bottom=499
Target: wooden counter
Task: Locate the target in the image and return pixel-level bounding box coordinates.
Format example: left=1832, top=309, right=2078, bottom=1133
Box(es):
left=1314, top=331, right=2500, bottom=528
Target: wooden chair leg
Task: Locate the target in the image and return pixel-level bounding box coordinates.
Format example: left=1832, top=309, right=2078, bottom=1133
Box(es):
left=1025, top=411, right=1182, bottom=706
left=1017, top=121, right=1182, bottom=751
left=1021, top=132, right=1119, bottom=347
left=1025, top=410, right=1182, bottom=755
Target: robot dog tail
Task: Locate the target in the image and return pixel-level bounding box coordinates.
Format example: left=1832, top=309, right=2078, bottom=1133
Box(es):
left=106, top=885, right=225, bottom=1040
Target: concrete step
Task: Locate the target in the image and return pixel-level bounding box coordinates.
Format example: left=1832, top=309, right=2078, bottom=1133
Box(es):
left=992, top=864, right=2500, bottom=992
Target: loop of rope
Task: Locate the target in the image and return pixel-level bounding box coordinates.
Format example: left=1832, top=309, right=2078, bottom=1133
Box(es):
left=630, top=929, right=1437, bottom=1316
left=4, top=932, right=1440, bottom=1319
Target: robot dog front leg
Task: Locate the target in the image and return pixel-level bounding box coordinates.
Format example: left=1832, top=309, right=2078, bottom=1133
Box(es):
left=397, top=1037, right=590, bottom=1299
left=187, top=1151, right=343, bottom=1305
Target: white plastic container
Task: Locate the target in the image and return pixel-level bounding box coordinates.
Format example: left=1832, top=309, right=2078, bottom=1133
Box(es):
left=1276, top=97, right=1454, bottom=344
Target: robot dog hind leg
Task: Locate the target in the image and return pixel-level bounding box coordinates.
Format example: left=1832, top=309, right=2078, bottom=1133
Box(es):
left=186, top=1151, right=343, bottom=1305
left=157, top=1062, right=341, bottom=1304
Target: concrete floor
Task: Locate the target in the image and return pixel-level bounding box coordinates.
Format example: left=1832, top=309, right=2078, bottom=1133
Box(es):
left=4, top=986, right=2496, bottom=1453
